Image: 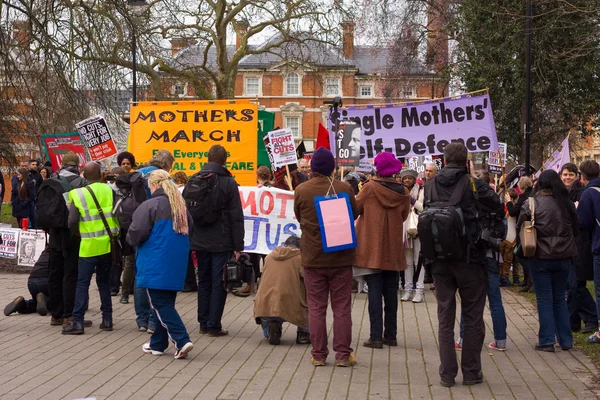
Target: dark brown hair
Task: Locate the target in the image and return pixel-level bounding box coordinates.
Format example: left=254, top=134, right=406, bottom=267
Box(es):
left=444, top=143, right=468, bottom=166
left=17, top=168, right=29, bottom=200
left=208, top=145, right=227, bottom=165
left=580, top=160, right=600, bottom=181
left=172, top=171, right=189, bottom=186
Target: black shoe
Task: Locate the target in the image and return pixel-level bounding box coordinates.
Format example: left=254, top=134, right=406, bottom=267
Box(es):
left=363, top=338, right=383, bottom=349
left=208, top=329, right=229, bottom=337
left=440, top=378, right=455, bottom=387
left=182, top=285, right=198, bottom=293
left=36, top=293, right=48, bottom=316
left=572, top=325, right=582, bottom=333
left=582, top=323, right=597, bottom=334
left=268, top=322, right=281, bottom=345
left=4, top=296, right=26, bottom=316
left=62, top=322, right=85, bottom=335
left=119, top=295, right=129, bottom=304
left=296, top=332, right=311, bottom=345
left=535, top=344, right=555, bottom=352
left=111, top=288, right=119, bottom=296
left=100, top=320, right=113, bottom=331
left=463, top=371, right=484, bottom=385
left=383, top=337, right=398, bottom=346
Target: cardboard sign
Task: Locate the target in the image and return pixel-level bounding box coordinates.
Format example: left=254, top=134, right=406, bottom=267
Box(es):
left=0, top=228, right=19, bottom=259
left=263, top=133, right=287, bottom=183
left=329, top=94, right=498, bottom=159
left=129, top=100, right=258, bottom=186
left=17, top=230, right=46, bottom=267
left=76, top=115, right=118, bottom=161
left=42, top=132, right=87, bottom=171
left=335, top=120, right=361, bottom=167
left=488, top=142, right=507, bottom=175
left=240, top=186, right=299, bottom=254
left=314, top=192, right=357, bottom=252
left=267, top=128, right=298, bottom=168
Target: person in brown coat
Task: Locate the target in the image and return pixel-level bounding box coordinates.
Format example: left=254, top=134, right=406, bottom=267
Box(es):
left=355, top=152, right=410, bottom=349
left=294, top=147, right=358, bottom=367
left=253, top=236, right=309, bottom=345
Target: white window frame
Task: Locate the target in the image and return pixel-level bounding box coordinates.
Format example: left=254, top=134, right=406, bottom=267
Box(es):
left=285, top=72, right=301, bottom=96
left=244, top=76, right=261, bottom=96
left=284, top=116, right=302, bottom=139
left=173, top=83, right=186, bottom=97
left=324, top=77, right=341, bottom=97
left=358, top=84, right=373, bottom=98
left=402, top=86, right=417, bottom=99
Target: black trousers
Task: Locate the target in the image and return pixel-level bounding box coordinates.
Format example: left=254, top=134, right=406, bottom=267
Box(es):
left=432, top=259, right=487, bottom=382
left=47, top=238, right=80, bottom=319
left=185, top=252, right=199, bottom=290
left=21, top=276, right=50, bottom=314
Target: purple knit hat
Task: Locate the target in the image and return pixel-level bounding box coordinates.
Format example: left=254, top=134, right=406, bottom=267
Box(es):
left=311, top=147, right=336, bottom=176
left=374, top=152, right=402, bottom=177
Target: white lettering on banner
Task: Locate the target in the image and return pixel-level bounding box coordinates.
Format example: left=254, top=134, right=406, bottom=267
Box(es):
left=328, top=94, right=498, bottom=160
left=239, top=186, right=299, bottom=254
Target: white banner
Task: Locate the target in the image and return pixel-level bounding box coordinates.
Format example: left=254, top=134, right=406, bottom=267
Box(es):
left=17, top=230, right=46, bottom=267
left=240, top=186, right=299, bottom=254
left=0, top=228, right=19, bottom=259
left=267, top=128, right=298, bottom=168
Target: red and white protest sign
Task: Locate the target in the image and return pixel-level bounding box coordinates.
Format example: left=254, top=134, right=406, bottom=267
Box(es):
left=239, top=186, right=299, bottom=254
left=76, top=115, right=118, bottom=161
left=266, top=128, right=297, bottom=169
left=42, top=132, right=87, bottom=171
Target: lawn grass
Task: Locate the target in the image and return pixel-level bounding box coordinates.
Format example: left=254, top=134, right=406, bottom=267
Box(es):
left=508, top=280, right=600, bottom=366
left=0, top=204, right=16, bottom=227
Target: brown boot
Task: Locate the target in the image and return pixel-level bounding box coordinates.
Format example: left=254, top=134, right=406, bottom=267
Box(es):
left=63, top=317, right=92, bottom=328
left=50, top=317, right=64, bottom=326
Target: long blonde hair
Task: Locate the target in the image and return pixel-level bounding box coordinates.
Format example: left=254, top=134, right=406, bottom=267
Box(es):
left=148, top=169, right=189, bottom=235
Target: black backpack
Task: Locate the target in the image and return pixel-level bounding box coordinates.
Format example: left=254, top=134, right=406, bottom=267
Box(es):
left=417, top=175, right=474, bottom=262
left=183, top=171, right=223, bottom=225
left=114, top=172, right=148, bottom=231
left=36, top=176, right=74, bottom=230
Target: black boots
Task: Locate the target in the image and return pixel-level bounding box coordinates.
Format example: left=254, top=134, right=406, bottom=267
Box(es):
left=62, top=322, right=85, bottom=335
left=100, top=320, right=113, bottom=331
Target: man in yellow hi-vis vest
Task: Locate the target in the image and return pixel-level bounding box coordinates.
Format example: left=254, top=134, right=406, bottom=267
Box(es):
left=63, top=162, right=119, bottom=335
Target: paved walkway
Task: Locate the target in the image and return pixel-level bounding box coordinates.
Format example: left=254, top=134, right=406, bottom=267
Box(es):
left=0, top=272, right=598, bottom=400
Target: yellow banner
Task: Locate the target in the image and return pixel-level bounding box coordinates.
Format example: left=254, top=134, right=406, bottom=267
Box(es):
left=129, top=100, right=258, bottom=186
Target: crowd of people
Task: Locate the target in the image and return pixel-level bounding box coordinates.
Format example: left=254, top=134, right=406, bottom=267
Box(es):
left=2, top=141, right=600, bottom=387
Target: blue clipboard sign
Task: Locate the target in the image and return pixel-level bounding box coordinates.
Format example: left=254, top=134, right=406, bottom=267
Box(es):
left=313, top=191, right=357, bottom=253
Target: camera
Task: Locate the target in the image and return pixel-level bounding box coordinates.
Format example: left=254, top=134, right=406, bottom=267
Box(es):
left=479, top=228, right=502, bottom=252
left=224, top=253, right=254, bottom=291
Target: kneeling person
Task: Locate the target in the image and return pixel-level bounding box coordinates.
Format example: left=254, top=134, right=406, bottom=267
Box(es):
left=254, top=236, right=309, bottom=345
left=4, top=249, right=50, bottom=316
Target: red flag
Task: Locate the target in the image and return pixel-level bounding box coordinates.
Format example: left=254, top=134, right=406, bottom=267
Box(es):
left=316, top=123, right=331, bottom=150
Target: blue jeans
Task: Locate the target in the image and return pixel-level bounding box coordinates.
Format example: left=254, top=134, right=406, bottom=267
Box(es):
left=260, top=317, right=308, bottom=339
left=134, top=283, right=156, bottom=330
left=459, top=257, right=507, bottom=347
left=593, top=255, right=600, bottom=319
left=146, top=289, right=191, bottom=351
left=529, top=258, right=572, bottom=348
left=365, top=270, right=399, bottom=340
left=196, top=251, right=229, bottom=332
left=567, top=263, right=596, bottom=329
left=73, top=254, right=112, bottom=323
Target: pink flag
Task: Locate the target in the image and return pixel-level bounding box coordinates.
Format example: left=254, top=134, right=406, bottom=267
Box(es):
left=536, top=137, right=570, bottom=178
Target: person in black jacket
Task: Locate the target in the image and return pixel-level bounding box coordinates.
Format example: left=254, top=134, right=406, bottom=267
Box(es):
left=506, top=177, right=534, bottom=291
left=422, top=143, right=503, bottom=388
left=561, top=163, right=596, bottom=334
left=11, top=168, right=36, bottom=228
left=190, top=144, right=244, bottom=337
left=0, top=170, right=5, bottom=216
left=4, top=248, right=50, bottom=316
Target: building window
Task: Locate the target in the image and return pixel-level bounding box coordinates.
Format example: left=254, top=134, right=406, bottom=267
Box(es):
left=359, top=85, right=373, bottom=97
left=173, top=83, right=185, bottom=97
left=286, top=72, right=299, bottom=96
left=403, top=86, right=416, bottom=98
left=245, top=77, right=260, bottom=96
left=325, top=78, right=340, bottom=97
left=285, top=116, right=301, bottom=138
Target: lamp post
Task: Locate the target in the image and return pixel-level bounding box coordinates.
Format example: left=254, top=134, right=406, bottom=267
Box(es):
left=117, top=0, right=147, bottom=103
left=525, top=0, right=532, bottom=175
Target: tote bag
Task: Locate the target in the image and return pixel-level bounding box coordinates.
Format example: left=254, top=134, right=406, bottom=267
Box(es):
left=519, top=197, right=537, bottom=257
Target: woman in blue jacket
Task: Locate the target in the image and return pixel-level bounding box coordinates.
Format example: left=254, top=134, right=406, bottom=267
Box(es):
left=11, top=168, right=35, bottom=228
left=127, top=169, right=194, bottom=359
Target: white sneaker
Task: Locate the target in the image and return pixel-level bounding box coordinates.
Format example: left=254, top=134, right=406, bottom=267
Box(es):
left=401, top=290, right=413, bottom=302
left=142, top=343, right=164, bottom=356
left=412, top=291, right=424, bottom=303
left=174, top=342, right=194, bottom=359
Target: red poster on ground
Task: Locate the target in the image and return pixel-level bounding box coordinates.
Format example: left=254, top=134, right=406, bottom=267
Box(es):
left=42, top=132, right=87, bottom=171
left=76, top=115, right=118, bottom=161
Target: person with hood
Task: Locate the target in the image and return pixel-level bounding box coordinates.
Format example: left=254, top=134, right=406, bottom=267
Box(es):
left=253, top=236, right=309, bottom=345
left=127, top=169, right=194, bottom=359
left=190, top=144, right=244, bottom=337
left=576, top=160, right=600, bottom=344
left=355, top=152, right=410, bottom=349
left=45, top=152, right=88, bottom=328
left=294, top=147, right=358, bottom=367
left=560, top=163, right=596, bottom=334
left=400, top=169, right=425, bottom=303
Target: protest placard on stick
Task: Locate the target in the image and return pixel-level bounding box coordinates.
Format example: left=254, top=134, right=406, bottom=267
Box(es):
left=42, top=133, right=87, bottom=170
left=76, top=115, right=118, bottom=162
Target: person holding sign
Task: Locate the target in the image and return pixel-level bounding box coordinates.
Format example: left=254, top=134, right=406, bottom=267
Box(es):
left=293, top=147, right=358, bottom=367
left=354, top=152, right=410, bottom=349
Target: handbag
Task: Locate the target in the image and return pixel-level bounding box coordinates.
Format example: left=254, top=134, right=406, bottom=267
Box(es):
left=84, top=186, right=122, bottom=265
left=406, top=208, right=419, bottom=237
left=519, top=197, right=537, bottom=257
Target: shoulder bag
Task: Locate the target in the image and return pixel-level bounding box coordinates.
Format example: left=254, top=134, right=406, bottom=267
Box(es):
left=519, top=197, right=537, bottom=257
left=84, top=186, right=122, bottom=265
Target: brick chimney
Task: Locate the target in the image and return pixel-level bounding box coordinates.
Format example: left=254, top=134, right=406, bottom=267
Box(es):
left=342, top=21, right=355, bottom=59
left=426, top=0, right=449, bottom=73
left=171, top=38, right=197, bottom=56
left=13, top=20, right=31, bottom=49
left=235, top=19, right=249, bottom=50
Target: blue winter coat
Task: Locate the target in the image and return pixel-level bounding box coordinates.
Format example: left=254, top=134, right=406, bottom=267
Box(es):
left=576, top=177, right=600, bottom=255
left=126, top=187, right=193, bottom=291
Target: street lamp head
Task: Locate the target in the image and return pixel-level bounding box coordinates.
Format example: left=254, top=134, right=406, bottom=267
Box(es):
left=127, top=0, right=147, bottom=6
